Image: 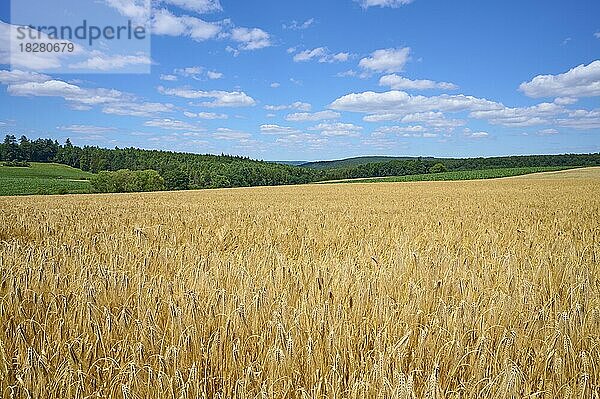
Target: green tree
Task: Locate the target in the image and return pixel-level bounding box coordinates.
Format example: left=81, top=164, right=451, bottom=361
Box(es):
left=429, top=163, right=448, bottom=173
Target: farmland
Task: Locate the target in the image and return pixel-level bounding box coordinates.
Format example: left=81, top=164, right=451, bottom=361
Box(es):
left=0, top=168, right=599, bottom=398
left=0, top=163, right=93, bottom=196
left=323, top=166, right=576, bottom=184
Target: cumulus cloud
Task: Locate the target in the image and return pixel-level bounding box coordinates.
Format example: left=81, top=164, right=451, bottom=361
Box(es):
left=537, top=128, right=559, bottom=136
left=359, top=48, right=411, bottom=73
left=356, top=0, right=414, bottom=8
left=0, top=21, right=84, bottom=70
left=229, top=27, right=272, bottom=50
left=283, top=18, right=315, bottom=30
left=379, top=74, right=458, bottom=91
left=260, top=124, right=301, bottom=135
left=469, top=102, right=564, bottom=127
left=330, top=90, right=502, bottom=116
left=145, top=118, right=204, bottom=131
left=207, top=71, right=223, bottom=79
left=293, top=47, right=350, bottom=63
left=463, top=130, right=489, bottom=139
left=264, top=102, right=312, bottom=112
left=364, top=112, right=465, bottom=130
left=213, top=128, right=251, bottom=140
left=104, top=0, right=152, bottom=24
left=557, top=109, right=600, bottom=130
left=373, top=125, right=439, bottom=138
left=309, top=122, right=363, bottom=137
left=58, top=125, right=117, bottom=134
left=158, top=86, right=256, bottom=107
left=0, top=70, right=51, bottom=85
left=1, top=68, right=175, bottom=117
left=68, top=52, right=152, bottom=71
left=160, top=0, right=222, bottom=14
left=285, top=110, right=341, bottom=122
left=184, top=111, right=228, bottom=119
left=274, top=133, right=328, bottom=149
left=160, top=74, right=178, bottom=81
left=152, top=8, right=221, bottom=41
left=519, top=60, right=600, bottom=98
left=172, top=66, right=223, bottom=80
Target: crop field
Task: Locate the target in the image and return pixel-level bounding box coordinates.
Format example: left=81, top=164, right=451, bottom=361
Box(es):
left=327, top=166, right=576, bottom=184
left=0, top=168, right=599, bottom=398
left=0, top=163, right=93, bottom=196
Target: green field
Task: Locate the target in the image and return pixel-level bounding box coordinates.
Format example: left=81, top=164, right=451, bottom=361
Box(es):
left=325, top=166, right=578, bottom=184
left=0, top=162, right=93, bottom=196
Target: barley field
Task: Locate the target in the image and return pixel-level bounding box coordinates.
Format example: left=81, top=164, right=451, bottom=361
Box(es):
left=0, top=169, right=599, bottom=398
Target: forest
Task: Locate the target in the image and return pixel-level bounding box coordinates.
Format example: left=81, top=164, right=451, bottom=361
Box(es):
left=2, top=134, right=600, bottom=192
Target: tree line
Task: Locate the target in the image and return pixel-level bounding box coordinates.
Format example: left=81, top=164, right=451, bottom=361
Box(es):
left=2, top=134, right=600, bottom=192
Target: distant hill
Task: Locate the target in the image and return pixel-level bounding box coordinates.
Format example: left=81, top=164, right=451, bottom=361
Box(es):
left=268, top=161, right=308, bottom=166
left=300, top=156, right=439, bottom=169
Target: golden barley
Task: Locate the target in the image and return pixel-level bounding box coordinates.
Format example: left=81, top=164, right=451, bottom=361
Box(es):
left=0, top=170, right=599, bottom=397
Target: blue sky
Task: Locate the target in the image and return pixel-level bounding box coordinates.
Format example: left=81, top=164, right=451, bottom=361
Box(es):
left=0, top=0, right=599, bottom=161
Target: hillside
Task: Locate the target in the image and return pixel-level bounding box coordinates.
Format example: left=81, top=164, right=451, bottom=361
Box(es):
left=0, top=162, right=93, bottom=196
left=300, top=156, right=436, bottom=169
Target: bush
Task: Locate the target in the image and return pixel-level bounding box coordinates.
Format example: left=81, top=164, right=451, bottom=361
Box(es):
left=91, top=169, right=165, bottom=193
left=3, top=161, right=31, bottom=167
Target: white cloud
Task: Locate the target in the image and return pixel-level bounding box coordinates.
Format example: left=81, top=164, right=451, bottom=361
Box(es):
left=373, top=125, right=442, bottom=138
left=145, top=118, right=204, bottom=131
left=158, top=86, right=256, bottom=107
left=264, top=102, right=312, bottom=112
left=390, top=112, right=465, bottom=129
left=554, top=97, right=577, bottom=105
left=171, top=66, right=223, bottom=80
left=293, top=47, right=349, bottom=63
left=230, top=27, right=272, bottom=50
left=283, top=18, right=315, bottom=30
left=160, top=0, right=222, bottom=13
left=184, top=111, right=228, bottom=119
left=357, top=0, right=414, bottom=8
left=336, top=70, right=358, bottom=78
left=102, top=102, right=175, bottom=117
left=519, top=60, right=600, bottom=98
left=104, top=0, right=151, bottom=24
left=285, top=110, right=341, bottom=122
left=260, top=124, right=301, bottom=135
left=152, top=8, right=221, bottom=41
left=594, top=32, right=600, bottom=39
left=469, top=102, right=564, bottom=127
left=1, top=70, right=175, bottom=117
left=160, top=74, right=178, bottom=81
left=379, top=74, right=458, bottom=91
left=275, top=133, right=328, bottom=149
left=309, top=122, right=363, bottom=137
left=330, top=90, right=502, bottom=116
left=557, top=109, right=600, bottom=130
left=68, top=52, right=152, bottom=71
left=463, top=129, right=489, bottom=138
left=0, top=70, right=51, bottom=85
left=375, top=125, right=426, bottom=135
left=207, top=71, right=223, bottom=79
left=213, top=128, right=251, bottom=140
left=58, top=125, right=117, bottom=134
left=175, top=66, right=203, bottom=77
left=537, top=128, right=559, bottom=136
left=270, top=82, right=281, bottom=88
left=0, top=22, right=83, bottom=70
left=359, top=47, right=411, bottom=73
